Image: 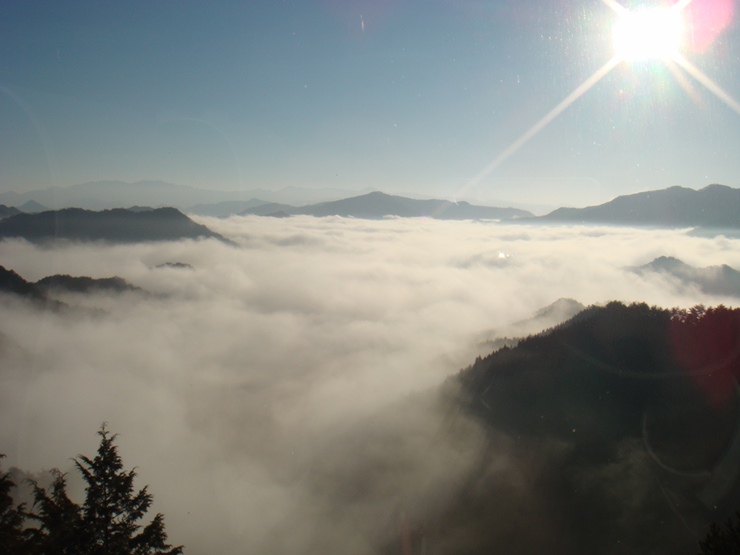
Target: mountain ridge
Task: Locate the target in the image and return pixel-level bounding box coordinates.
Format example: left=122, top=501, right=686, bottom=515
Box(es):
left=240, top=191, right=533, bottom=220
left=0, top=207, right=230, bottom=244
left=540, top=184, right=740, bottom=228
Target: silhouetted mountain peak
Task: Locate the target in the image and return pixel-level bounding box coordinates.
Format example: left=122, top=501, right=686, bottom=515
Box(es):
left=630, top=256, right=740, bottom=298
left=0, top=265, right=45, bottom=300
left=0, top=207, right=231, bottom=244
left=17, top=200, right=47, bottom=213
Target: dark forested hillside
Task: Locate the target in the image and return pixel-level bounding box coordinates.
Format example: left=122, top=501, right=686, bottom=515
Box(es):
left=35, top=274, right=142, bottom=294
left=0, top=207, right=229, bottom=244
left=404, top=303, right=740, bottom=554
left=0, top=265, right=143, bottom=309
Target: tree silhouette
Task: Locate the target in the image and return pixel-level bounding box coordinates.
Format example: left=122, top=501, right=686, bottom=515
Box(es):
left=0, top=454, right=27, bottom=552
left=27, top=469, right=83, bottom=554
left=698, top=512, right=740, bottom=555
left=28, top=425, right=183, bottom=555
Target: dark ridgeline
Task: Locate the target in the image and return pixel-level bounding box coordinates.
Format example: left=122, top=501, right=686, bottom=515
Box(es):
left=0, top=205, right=22, bottom=220
left=35, top=275, right=143, bottom=294
left=239, top=191, right=533, bottom=220
left=540, top=184, right=740, bottom=228
left=0, top=266, right=47, bottom=302
left=0, top=207, right=230, bottom=244
left=0, top=265, right=143, bottom=311
left=383, top=302, right=740, bottom=555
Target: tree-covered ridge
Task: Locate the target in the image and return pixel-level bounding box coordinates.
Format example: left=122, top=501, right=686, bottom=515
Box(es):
left=0, top=207, right=229, bottom=244
left=0, top=426, right=182, bottom=554
left=424, top=302, right=740, bottom=554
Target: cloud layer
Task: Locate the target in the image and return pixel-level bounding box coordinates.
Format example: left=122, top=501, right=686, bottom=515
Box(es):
left=1, top=216, right=738, bottom=553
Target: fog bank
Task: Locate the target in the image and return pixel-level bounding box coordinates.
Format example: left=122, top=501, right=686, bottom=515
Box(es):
left=1, top=216, right=737, bottom=553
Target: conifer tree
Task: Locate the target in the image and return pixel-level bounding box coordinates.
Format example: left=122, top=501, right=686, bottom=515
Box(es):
left=27, top=425, right=183, bottom=555
left=73, top=424, right=183, bottom=555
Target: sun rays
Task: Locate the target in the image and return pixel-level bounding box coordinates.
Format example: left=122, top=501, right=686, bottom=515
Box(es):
left=462, top=0, right=740, bottom=197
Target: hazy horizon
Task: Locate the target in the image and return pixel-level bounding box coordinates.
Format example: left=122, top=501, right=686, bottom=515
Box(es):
left=1, top=178, right=735, bottom=216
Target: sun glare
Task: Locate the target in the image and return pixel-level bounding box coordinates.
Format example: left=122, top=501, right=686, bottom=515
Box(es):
left=613, top=8, right=685, bottom=62
left=462, top=0, right=740, bottom=196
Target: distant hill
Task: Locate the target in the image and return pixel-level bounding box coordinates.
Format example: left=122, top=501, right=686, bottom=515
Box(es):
left=238, top=202, right=296, bottom=217
left=540, top=184, right=740, bottom=228
left=0, top=265, right=47, bottom=301
left=630, top=256, right=740, bottom=298
left=0, top=265, right=67, bottom=310
left=0, top=205, right=22, bottom=220
left=479, top=298, right=586, bottom=352
left=188, top=199, right=274, bottom=218
left=36, top=275, right=143, bottom=294
left=240, top=191, right=533, bottom=220
left=421, top=302, right=740, bottom=554
left=155, top=262, right=193, bottom=270
left=17, top=200, right=47, bottom=213
left=0, top=265, right=145, bottom=308
left=0, top=207, right=230, bottom=244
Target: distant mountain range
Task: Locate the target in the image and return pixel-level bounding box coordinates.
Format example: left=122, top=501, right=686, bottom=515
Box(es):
left=239, top=191, right=532, bottom=220
left=0, top=181, right=372, bottom=212
left=630, top=256, right=740, bottom=298
left=3, top=181, right=739, bottom=228
left=0, top=207, right=228, bottom=244
left=540, top=184, right=740, bottom=228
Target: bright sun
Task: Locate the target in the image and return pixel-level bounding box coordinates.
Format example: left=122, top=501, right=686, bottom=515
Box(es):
left=613, top=7, right=685, bottom=62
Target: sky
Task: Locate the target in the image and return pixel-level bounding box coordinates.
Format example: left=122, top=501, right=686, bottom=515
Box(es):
left=2, top=217, right=738, bottom=553
left=1, top=0, right=739, bottom=207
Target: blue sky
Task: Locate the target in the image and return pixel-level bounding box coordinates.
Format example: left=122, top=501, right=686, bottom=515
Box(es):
left=2, top=0, right=739, bottom=206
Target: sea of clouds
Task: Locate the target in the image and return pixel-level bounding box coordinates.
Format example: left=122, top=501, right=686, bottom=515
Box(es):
left=1, top=215, right=738, bottom=553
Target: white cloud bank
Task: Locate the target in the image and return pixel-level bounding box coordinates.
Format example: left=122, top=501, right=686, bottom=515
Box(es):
left=0, top=216, right=738, bottom=553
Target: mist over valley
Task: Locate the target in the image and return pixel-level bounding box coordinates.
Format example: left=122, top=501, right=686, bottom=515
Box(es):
left=2, top=212, right=740, bottom=553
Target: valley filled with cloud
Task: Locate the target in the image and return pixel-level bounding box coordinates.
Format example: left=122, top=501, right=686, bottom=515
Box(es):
left=1, top=216, right=738, bottom=553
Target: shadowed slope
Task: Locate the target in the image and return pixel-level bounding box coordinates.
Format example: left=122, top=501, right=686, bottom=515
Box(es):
left=0, top=207, right=230, bottom=244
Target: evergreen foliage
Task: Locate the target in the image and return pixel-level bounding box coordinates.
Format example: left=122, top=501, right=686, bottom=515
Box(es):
left=0, top=426, right=183, bottom=554
left=27, top=469, right=83, bottom=554
left=698, top=512, right=740, bottom=555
